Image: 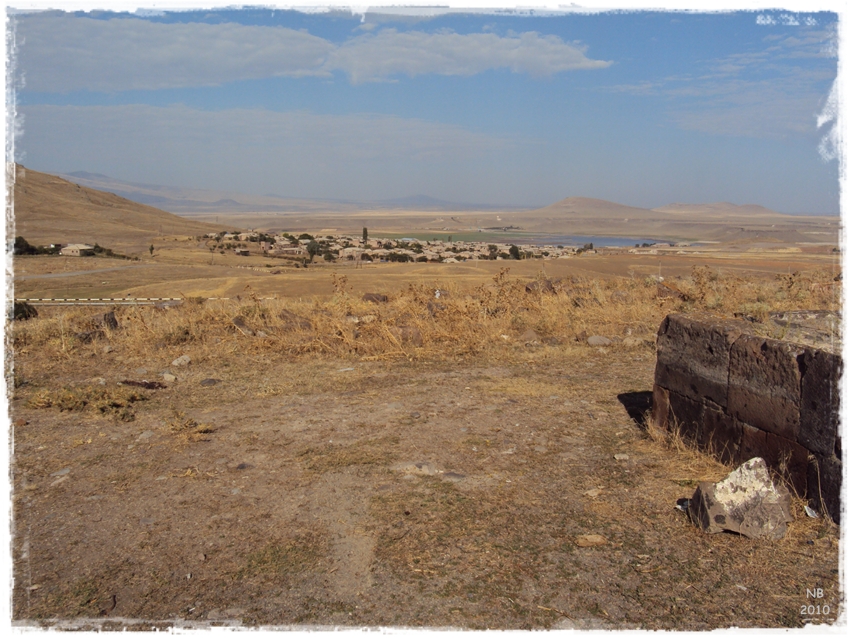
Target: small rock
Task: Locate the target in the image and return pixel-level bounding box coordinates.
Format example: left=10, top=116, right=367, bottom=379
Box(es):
left=442, top=472, right=465, bottom=481
left=621, top=336, right=642, bottom=348
left=50, top=468, right=71, bottom=477
left=587, top=335, right=612, bottom=346
left=13, top=301, right=38, bottom=321
left=162, top=373, right=177, bottom=383
left=91, top=311, right=119, bottom=330
left=255, top=330, right=268, bottom=338
left=278, top=309, right=312, bottom=330
left=688, top=457, right=793, bottom=540
left=137, top=430, right=154, bottom=441
left=614, top=453, right=630, bottom=461
left=584, top=488, right=603, bottom=498
left=231, top=316, right=255, bottom=336
left=140, top=518, right=154, bottom=525
left=102, top=345, right=113, bottom=354
left=200, top=378, right=220, bottom=387
left=14, top=418, right=27, bottom=427
left=575, top=534, right=607, bottom=547
left=171, top=355, right=191, bottom=367
left=427, top=301, right=445, bottom=316
left=519, top=329, right=540, bottom=344
left=135, top=367, right=148, bottom=375
left=410, top=412, right=421, bottom=419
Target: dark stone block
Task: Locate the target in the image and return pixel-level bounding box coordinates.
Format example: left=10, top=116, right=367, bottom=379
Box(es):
left=799, top=348, right=842, bottom=457
left=700, top=406, right=742, bottom=465
left=666, top=390, right=704, bottom=443
left=807, top=453, right=842, bottom=524
left=651, top=384, right=670, bottom=431
left=655, top=313, right=749, bottom=407
left=736, top=425, right=808, bottom=496
left=728, top=335, right=802, bottom=440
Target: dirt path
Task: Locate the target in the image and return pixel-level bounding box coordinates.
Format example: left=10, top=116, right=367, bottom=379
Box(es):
left=10, top=349, right=840, bottom=629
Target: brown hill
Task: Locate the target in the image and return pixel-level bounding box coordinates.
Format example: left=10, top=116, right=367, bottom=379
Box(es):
left=11, top=165, right=231, bottom=253
left=531, top=196, right=658, bottom=219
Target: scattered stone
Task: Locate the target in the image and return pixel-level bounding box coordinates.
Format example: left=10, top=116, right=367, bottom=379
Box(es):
left=621, top=336, right=643, bottom=348
left=13, top=301, right=38, bottom=321
left=434, top=289, right=450, bottom=299
left=75, top=330, right=104, bottom=343
left=50, top=476, right=68, bottom=487
left=656, top=281, right=688, bottom=300
left=520, top=329, right=540, bottom=344
left=231, top=315, right=255, bottom=336
left=410, top=412, right=421, bottom=419
left=171, top=355, right=191, bottom=367
left=279, top=309, right=312, bottom=330
left=255, top=330, right=268, bottom=338
left=200, top=378, right=221, bottom=387
left=135, top=368, right=148, bottom=375
left=393, top=461, right=440, bottom=476
left=140, top=518, right=154, bottom=525
left=235, top=463, right=252, bottom=470
left=584, top=488, right=603, bottom=498
left=525, top=279, right=556, bottom=294
left=442, top=472, right=465, bottom=481
left=363, top=292, right=389, bottom=303
left=14, top=418, right=27, bottom=427
left=587, top=335, right=612, bottom=346
left=675, top=498, right=690, bottom=512
left=137, top=431, right=154, bottom=441
left=427, top=301, right=446, bottom=316
left=120, top=379, right=166, bottom=389
left=162, top=373, right=177, bottom=383
left=50, top=468, right=71, bottom=477
left=687, top=457, right=793, bottom=539
left=575, top=534, right=607, bottom=547
left=91, top=311, right=119, bottom=330
left=614, top=453, right=630, bottom=461
left=102, top=345, right=113, bottom=354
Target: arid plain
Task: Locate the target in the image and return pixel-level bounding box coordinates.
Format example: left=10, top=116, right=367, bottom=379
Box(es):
left=8, top=166, right=842, bottom=629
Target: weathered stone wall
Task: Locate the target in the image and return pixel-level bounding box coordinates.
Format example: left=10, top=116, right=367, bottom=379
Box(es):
left=652, top=313, right=842, bottom=524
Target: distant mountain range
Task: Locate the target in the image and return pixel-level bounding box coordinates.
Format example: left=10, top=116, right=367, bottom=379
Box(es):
left=61, top=172, right=522, bottom=214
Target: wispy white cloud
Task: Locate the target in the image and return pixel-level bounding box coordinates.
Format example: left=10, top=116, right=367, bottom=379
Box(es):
left=327, top=29, right=610, bottom=84
left=14, top=13, right=610, bottom=93
left=15, top=14, right=335, bottom=92
left=600, top=23, right=836, bottom=140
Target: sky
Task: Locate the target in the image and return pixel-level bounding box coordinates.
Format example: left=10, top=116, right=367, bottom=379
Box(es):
left=6, top=2, right=844, bottom=214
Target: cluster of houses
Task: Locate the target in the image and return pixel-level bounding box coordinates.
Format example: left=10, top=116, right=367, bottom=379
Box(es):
left=205, top=231, right=599, bottom=262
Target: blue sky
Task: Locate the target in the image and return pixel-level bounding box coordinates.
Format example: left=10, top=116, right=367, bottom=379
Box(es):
left=9, top=4, right=842, bottom=213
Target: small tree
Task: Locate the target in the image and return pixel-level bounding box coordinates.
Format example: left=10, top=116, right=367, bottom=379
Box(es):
left=509, top=244, right=521, bottom=260
left=306, top=240, right=320, bottom=262
left=149, top=244, right=155, bottom=256
left=362, top=227, right=368, bottom=242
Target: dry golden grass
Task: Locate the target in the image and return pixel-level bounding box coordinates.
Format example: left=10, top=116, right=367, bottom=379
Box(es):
left=12, top=266, right=839, bottom=372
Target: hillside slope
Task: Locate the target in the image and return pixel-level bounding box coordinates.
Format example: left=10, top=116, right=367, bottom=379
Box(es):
left=12, top=165, right=231, bottom=253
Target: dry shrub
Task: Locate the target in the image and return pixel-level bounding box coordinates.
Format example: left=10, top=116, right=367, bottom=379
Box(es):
left=167, top=408, right=215, bottom=442
left=10, top=267, right=840, bottom=366
left=25, top=384, right=147, bottom=421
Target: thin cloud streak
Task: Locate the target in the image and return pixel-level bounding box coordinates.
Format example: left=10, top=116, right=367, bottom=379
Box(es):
left=14, top=14, right=610, bottom=93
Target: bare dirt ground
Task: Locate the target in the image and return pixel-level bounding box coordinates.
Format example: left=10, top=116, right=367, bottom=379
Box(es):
left=10, top=340, right=841, bottom=629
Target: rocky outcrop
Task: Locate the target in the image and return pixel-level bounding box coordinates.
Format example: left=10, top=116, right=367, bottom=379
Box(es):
left=653, top=313, right=842, bottom=523
left=688, top=458, right=793, bottom=539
